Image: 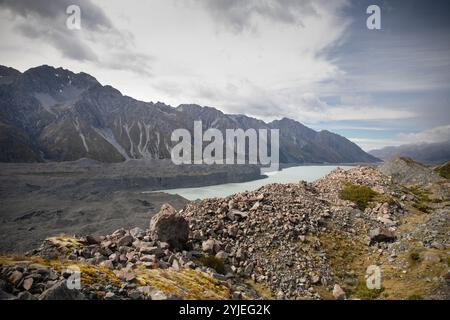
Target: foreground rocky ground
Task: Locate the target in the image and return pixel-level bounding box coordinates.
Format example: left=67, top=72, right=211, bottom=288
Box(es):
left=1, top=157, right=449, bottom=300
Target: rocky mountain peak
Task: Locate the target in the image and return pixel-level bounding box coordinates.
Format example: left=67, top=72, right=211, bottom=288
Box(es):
left=18, top=65, right=99, bottom=98
left=0, top=65, right=21, bottom=81
left=0, top=64, right=379, bottom=164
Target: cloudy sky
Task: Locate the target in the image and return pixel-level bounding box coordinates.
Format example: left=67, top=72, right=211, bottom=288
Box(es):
left=0, top=0, right=449, bottom=151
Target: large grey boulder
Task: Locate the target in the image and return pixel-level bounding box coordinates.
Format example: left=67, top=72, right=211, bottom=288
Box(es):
left=149, top=203, right=189, bottom=250
left=39, top=281, right=86, bottom=300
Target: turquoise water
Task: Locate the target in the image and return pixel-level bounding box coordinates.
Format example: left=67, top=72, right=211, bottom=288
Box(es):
left=152, top=165, right=353, bottom=201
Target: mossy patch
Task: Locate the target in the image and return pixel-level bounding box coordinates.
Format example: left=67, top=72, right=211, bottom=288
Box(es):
left=409, top=252, right=421, bottom=263
left=195, top=255, right=225, bottom=274
left=76, top=264, right=121, bottom=287
left=134, top=267, right=231, bottom=300
left=353, top=278, right=385, bottom=300
left=0, top=254, right=122, bottom=288
left=46, top=235, right=84, bottom=250
left=339, top=183, right=378, bottom=210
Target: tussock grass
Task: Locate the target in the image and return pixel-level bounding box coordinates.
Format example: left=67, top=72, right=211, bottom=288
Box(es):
left=195, top=255, right=225, bottom=274
left=339, top=183, right=378, bottom=210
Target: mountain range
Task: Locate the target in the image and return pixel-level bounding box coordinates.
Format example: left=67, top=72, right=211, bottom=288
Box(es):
left=0, top=65, right=378, bottom=164
left=369, top=141, right=450, bottom=164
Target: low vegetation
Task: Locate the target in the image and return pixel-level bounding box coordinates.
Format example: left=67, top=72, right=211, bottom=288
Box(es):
left=409, top=252, right=421, bottom=262
left=434, top=161, right=450, bottom=179
left=407, top=186, right=431, bottom=202
left=353, top=278, right=385, bottom=300
left=134, top=267, right=231, bottom=300
left=339, top=183, right=378, bottom=210
left=195, top=255, right=225, bottom=274
left=406, top=185, right=437, bottom=213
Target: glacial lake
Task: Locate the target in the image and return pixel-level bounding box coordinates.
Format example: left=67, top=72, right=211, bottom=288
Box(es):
left=153, top=165, right=353, bottom=201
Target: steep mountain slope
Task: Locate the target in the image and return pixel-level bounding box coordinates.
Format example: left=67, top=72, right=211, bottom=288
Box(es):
left=0, top=65, right=378, bottom=164
left=270, top=118, right=378, bottom=163
left=369, top=141, right=450, bottom=163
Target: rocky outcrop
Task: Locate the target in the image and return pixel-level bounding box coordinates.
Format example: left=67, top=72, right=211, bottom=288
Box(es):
left=380, top=156, right=441, bottom=186
left=0, top=64, right=378, bottom=164
left=149, top=203, right=189, bottom=250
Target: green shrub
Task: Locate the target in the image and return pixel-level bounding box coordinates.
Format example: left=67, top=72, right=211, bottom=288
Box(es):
left=408, top=294, right=424, bottom=300
left=409, top=252, right=421, bottom=262
left=412, top=202, right=431, bottom=213
left=339, top=184, right=378, bottom=210
left=196, top=255, right=225, bottom=274
left=353, top=279, right=385, bottom=300
left=407, top=186, right=431, bottom=202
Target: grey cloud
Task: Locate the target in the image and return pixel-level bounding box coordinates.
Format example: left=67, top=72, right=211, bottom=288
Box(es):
left=0, top=0, right=113, bottom=32
left=103, top=52, right=153, bottom=77
left=15, top=22, right=98, bottom=62
left=0, top=0, right=152, bottom=74
left=197, top=0, right=318, bottom=33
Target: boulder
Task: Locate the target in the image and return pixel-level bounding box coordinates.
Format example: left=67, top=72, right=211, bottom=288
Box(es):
left=149, top=289, right=168, bottom=300
left=22, top=277, right=34, bottom=291
left=202, top=239, right=216, bottom=253
left=215, top=251, right=228, bottom=260
left=39, top=281, right=86, bottom=300
left=117, top=235, right=134, bottom=247
left=99, top=260, right=114, bottom=270
left=8, top=270, right=23, bottom=286
left=369, top=227, right=396, bottom=243
left=130, top=227, right=145, bottom=239
left=423, top=252, right=441, bottom=263
left=149, top=203, right=189, bottom=250
left=332, top=284, right=346, bottom=300
left=104, top=292, right=120, bottom=300
left=85, top=235, right=101, bottom=245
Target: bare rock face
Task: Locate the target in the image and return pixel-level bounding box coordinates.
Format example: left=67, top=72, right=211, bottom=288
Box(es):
left=149, top=204, right=189, bottom=250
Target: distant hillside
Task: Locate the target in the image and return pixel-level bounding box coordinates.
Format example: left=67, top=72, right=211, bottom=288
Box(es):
left=369, top=141, right=450, bottom=163
left=379, top=156, right=442, bottom=186
left=0, top=64, right=378, bottom=164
